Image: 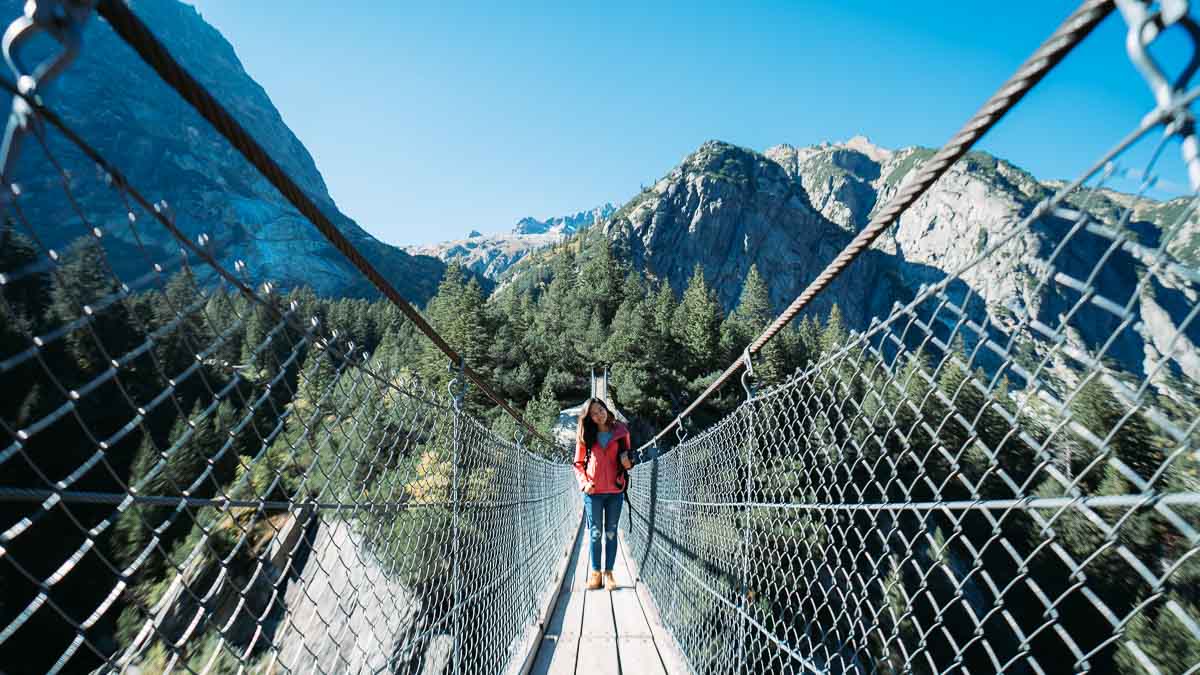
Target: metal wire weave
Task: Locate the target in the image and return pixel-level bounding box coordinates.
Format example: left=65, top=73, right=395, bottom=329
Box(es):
left=6, top=0, right=1200, bottom=674
left=622, top=66, right=1200, bottom=675
left=0, top=56, right=580, bottom=675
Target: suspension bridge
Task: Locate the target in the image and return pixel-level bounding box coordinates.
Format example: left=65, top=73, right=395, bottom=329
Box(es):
left=1, top=0, right=1199, bottom=673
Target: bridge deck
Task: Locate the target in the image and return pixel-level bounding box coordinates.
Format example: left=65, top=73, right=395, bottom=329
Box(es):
left=528, top=524, right=684, bottom=674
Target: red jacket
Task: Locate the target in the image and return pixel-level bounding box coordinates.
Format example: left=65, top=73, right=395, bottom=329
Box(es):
left=573, top=423, right=630, bottom=494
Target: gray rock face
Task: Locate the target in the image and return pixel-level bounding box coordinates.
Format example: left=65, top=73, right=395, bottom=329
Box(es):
left=6, top=0, right=447, bottom=301
left=590, top=137, right=1198, bottom=388
left=765, top=136, right=890, bottom=232
left=274, top=518, right=422, bottom=674
left=513, top=204, right=616, bottom=235
left=406, top=231, right=559, bottom=281
left=604, top=140, right=888, bottom=328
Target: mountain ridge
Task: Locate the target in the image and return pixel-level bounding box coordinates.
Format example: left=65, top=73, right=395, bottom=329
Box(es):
left=8, top=0, right=463, bottom=303
left=500, top=136, right=1199, bottom=389
left=403, top=204, right=615, bottom=280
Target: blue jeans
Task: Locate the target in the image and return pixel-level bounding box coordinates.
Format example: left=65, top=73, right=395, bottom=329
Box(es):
left=584, top=493, right=623, bottom=571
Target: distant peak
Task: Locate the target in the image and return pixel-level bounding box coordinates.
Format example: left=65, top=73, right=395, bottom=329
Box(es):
left=693, top=139, right=748, bottom=156
left=512, top=204, right=615, bottom=235
left=467, top=230, right=483, bottom=238
left=842, top=135, right=892, bottom=162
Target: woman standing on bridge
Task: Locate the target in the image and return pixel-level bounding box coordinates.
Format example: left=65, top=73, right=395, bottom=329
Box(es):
left=574, top=398, right=634, bottom=591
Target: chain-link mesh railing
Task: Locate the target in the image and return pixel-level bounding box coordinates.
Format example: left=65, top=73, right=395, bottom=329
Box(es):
left=7, top=0, right=1200, bottom=673
left=0, top=7, right=580, bottom=675
left=623, top=7, right=1200, bottom=675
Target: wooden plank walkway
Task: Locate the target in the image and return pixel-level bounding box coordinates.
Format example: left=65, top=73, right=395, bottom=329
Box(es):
left=528, top=525, right=686, bottom=674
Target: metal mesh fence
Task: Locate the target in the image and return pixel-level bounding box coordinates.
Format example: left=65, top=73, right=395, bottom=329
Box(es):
left=6, top=1, right=1200, bottom=674
left=622, top=21, right=1200, bottom=675
left=0, top=37, right=580, bottom=675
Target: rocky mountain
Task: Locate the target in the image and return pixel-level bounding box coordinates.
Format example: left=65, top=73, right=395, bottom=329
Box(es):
left=514, top=204, right=616, bottom=235
left=603, top=140, right=885, bottom=324
left=405, top=204, right=615, bottom=280
left=5, top=0, right=452, bottom=302
left=507, top=137, right=1198, bottom=388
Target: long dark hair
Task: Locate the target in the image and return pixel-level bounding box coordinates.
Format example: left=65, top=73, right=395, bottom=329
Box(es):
left=578, top=397, right=614, bottom=450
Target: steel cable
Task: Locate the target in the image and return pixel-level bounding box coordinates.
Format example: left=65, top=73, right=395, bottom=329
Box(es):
left=638, top=0, right=1117, bottom=453
left=93, top=0, right=558, bottom=449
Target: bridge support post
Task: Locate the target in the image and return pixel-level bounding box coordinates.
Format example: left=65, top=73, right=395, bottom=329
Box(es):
left=736, top=350, right=759, bottom=674
left=448, top=358, right=467, bottom=675
left=668, top=421, right=688, bottom=624
left=516, top=429, right=538, bottom=625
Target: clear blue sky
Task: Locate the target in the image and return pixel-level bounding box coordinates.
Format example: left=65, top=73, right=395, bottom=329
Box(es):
left=187, top=1, right=1189, bottom=246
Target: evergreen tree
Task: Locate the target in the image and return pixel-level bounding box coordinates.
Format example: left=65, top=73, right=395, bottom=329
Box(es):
left=0, top=228, right=50, bottom=425
left=819, top=303, right=847, bottom=356
left=798, top=315, right=823, bottom=366
left=674, top=264, right=723, bottom=380
left=418, top=264, right=491, bottom=408
left=576, top=232, right=622, bottom=325
left=51, top=237, right=138, bottom=374
left=112, top=432, right=160, bottom=569
left=1069, top=376, right=1162, bottom=485
left=525, top=379, right=562, bottom=439
left=719, top=265, right=791, bottom=383
left=530, top=248, right=582, bottom=375
left=731, top=265, right=772, bottom=327
left=649, top=280, right=681, bottom=376
left=152, top=271, right=213, bottom=394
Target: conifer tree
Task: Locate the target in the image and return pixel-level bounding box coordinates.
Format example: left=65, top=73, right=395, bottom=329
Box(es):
left=112, top=432, right=160, bottom=569
left=153, top=271, right=210, bottom=384
left=531, top=248, right=580, bottom=371
left=732, top=265, right=772, bottom=327
left=648, top=280, right=681, bottom=376
left=1069, top=376, right=1162, bottom=484
left=525, top=379, right=562, bottom=438
left=0, top=227, right=49, bottom=332
left=51, top=237, right=137, bottom=373
left=674, top=264, right=723, bottom=379
left=719, top=265, right=793, bottom=383
left=418, top=264, right=490, bottom=408
left=819, top=303, right=847, bottom=356
left=798, top=315, right=823, bottom=366
left=0, top=228, right=50, bottom=424
left=577, top=233, right=622, bottom=324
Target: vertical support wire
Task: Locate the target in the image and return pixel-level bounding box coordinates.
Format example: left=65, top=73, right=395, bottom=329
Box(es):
left=736, top=352, right=758, bottom=673
left=517, top=429, right=537, bottom=625
left=448, top=357, right=466, bottom=675
left=670, top=422, right=688, bottom=625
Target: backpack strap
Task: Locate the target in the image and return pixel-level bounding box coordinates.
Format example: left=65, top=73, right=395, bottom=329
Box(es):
left=617, top=434, right=631, bottom=495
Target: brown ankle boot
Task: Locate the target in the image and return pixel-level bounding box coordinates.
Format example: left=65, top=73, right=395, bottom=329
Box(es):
left=603, top=571, right=617, bottom=590
left=585, top=571, right=602, bottom=590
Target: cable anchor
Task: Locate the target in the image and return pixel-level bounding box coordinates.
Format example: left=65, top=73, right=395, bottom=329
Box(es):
left=0, top=0, right=94, bottom=190
left=447, top=356, right=467, bottom=411
left=1117, top=0, right=1200, bottom=189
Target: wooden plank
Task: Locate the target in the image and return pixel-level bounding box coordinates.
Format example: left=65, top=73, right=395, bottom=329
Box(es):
left=617, top=532, right=690, bottom=675
left=529, top=635, right=579, bottom=675
left=581, top=585, right=615, bottom=637
left=610, top=536, right=634, bottom=590
left=515, top=519, right=584, bottom=675
left=576, top=636, right=620, bottom=675
left=532, top=604, right=582, bottom=675
left=616, top=637, right=668, bottom=675
left=551, top=529, right=586, bottom=638
left=611, top=530, right=652, bottom=637
left=612, top=534, right=668, bottom=674
left=549, top=590, right=585, bottom=638
left=572, top=528, right=594, bottom=591
left=611, top=590, right=652, bottom=638
left=535, top=521, right=590, bottom=672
